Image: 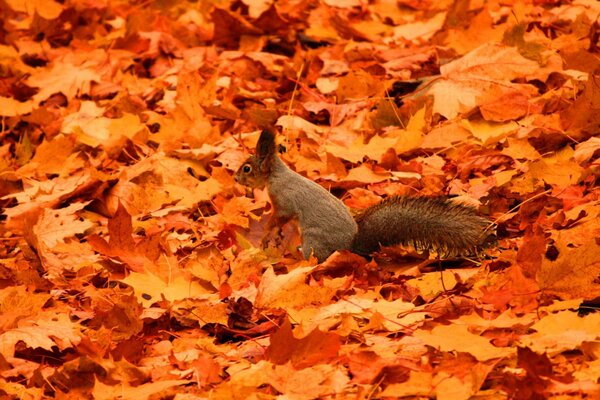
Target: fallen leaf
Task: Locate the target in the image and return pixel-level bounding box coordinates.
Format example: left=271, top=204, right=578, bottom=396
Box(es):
left=519, top=311, right=600, bottom=355
left=414, top=323, right=515, bottom=361
left=265, top=319, right=341, bottom=369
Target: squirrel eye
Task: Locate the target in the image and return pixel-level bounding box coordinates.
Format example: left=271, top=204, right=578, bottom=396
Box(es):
left=242, top=164, right=252, bottom=173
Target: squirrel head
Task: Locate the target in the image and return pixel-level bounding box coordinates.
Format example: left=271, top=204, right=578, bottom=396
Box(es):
left=235, top=130, right=276, bottom=189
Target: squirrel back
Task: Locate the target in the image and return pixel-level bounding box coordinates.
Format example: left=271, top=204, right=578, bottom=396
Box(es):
left=236, top=130, right=495, bottom=261
left=351, top=196, right=495, bottom=258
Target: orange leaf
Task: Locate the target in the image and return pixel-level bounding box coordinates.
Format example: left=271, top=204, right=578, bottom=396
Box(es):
left=265, top=319, right=341, bottom=369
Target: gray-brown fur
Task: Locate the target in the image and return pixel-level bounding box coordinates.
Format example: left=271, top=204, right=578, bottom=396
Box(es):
left=235, top=130, right=357, bottom=260
left=267, top=157, right=357, bottom=260
left=351, top=196, right=494, bottom=257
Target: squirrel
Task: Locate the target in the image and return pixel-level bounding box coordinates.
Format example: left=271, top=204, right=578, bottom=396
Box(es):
left=235, top=130, right=495, bottom=261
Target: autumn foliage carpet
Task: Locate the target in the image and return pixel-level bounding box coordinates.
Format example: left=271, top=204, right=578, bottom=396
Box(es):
left=1, top=0, right=599, bottom=399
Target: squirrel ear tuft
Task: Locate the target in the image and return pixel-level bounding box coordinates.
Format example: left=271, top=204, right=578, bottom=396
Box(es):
left=256, top=129, right=276, bottom=159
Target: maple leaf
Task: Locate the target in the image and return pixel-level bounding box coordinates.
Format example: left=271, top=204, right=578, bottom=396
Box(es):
left=87, top=203, right=160, bottom=272
left=122, top=271, right=214, bottom=308
left=2, top=173, right=101, bottom=235
left=265, top=319, right=341, bottom=369
left=519, top=311, right=600, bottom=355
left=414, top=323, right=515, bottom=361
left=4, top=0, right=63, bottom=20
left=0, top=285, right=50, bottom=331
left=0, top=312, right=81, bottom=357
left=427, top=43, right=543, bottom=119
left=537, top=207, right=600, bottom=299
left=92, top=378, right=189, bottom=400
left=61, top=102, right=148, bottom=149
left=255, top=266, right=339, bottom=310
left=1, top=1, right=599, bottom=397
left=561, top=74, right=600, bottom=137
left=0, top=96, right=35, bottom=117
left=346, top=350, right=412, bottom=384
left=27, top=59, right=101, bottom=104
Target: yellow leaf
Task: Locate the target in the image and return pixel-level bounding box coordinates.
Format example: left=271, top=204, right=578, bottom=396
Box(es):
left=0, top=96, right=34, bottom=117
left=27, top=61, right=100, bottom=104
left=34, top=202, right=94, bottom=248
left=342, top=164, right=391, bottom=183
left=414, top=324, right=515, bottom=361
left=537, top=209, right=600, bottom=299
left=407, top=270, right=457, bottom=301
left=256, top=266, right=337, bottom=309
left=461, top=119, right=518, bottom=146
left=325, top=135, right=398, bottom=163
left=422, top=122, right=471, bottom=149
left=93, top=379, right=188, bottom=400
left=529, top=158, right=584, bottom=187
left=392, top=12, right=446, bottom=41
left=122, top=271, right=213, bottom=308
left=502, top=137, right=540, bottom=160
left=519, top=311, right=600, bottom=355
left=381, top=371, right=433, bottom=398
left=5, top=0, right=63, bottom=19
left=336, top=70, right=383, bottom=102
left=0, top=312, right=81, bottom=357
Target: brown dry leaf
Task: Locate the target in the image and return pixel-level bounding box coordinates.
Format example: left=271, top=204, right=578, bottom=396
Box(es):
left=105, top=153, right=223, bottom=214
left=432, top=361, right=497, bottom=400
left=392, top=12, right=446, bottom=41
left=457, top=310, right=536, bottom=331
left=226, top=248, right=270, bottom=291
left=33, top=202, right=94, bottom=249
left=186, top=247, right=226, bottom=289
left=480, top=91, right=541, bottom=122
left=62, top=103, right=147, bottom=150
left=2, top=173, right=100, bottom=233
left=220, top=196, right=264, bottom=228
left=302, top=100, right=368, bottom=127
left=16, top=134, right=81, bottom=178
left=501, top=137, right=541, bottom=161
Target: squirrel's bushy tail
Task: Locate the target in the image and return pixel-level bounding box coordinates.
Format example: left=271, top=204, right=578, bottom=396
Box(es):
left=351, top=196, right=496, bottom=258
